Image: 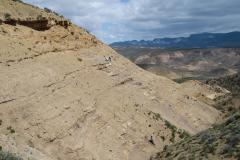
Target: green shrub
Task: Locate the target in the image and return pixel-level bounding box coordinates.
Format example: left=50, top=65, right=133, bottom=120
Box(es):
left=44, top=7, right=52, bottom=13
left=178, top=129, right=190, bottom=139
left=4, top=13, right=11, bottom=20
left=0, top=150, right=22, bottom=160
left=7, top=126, right=15, bottom=134
left=165, top=120, right=177, bottom=142
left=203, top=144, right=215, bottom=154
left=161, top=136, right=165, bottom=141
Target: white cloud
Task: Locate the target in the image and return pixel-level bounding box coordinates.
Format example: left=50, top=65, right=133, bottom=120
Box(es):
left=23, top=0, right=240, bottom=43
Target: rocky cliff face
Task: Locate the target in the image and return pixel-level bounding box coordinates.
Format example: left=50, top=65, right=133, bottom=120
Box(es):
left=0, top=0, right=221, bottom=160
left=0, top=0, right=71, bottom=31
left=3, top=18, right=70, bottom=31
left=0, top=0, right=72, bottom=31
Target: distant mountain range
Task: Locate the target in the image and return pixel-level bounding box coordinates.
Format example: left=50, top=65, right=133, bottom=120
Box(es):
left=110, top=31, right=240, bottom=49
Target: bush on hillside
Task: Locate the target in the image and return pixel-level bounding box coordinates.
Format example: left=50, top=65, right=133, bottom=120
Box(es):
left=0, top=147, right=22, bottom=160
left=44, top=7, right=52, bottom=13
left=4, top=13, right=11, bottom=20
left=11, top=0, right=23, bottom=2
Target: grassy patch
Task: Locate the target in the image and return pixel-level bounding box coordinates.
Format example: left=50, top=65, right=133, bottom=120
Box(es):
left=0, top=147, right=22, bottom=160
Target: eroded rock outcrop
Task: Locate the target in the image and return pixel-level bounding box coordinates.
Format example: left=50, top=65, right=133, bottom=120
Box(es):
left=2, top=17, right=71, bottom=31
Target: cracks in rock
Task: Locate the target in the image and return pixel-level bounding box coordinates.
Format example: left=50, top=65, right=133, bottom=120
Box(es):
left=63, top=70, right=80, bottom=79
left=3, top=47, right=81, bottom=66
left=43, top=69, right=80, bottom=92
left=45, top=108, right=98, bottom=144
left=43, top=82, right=56, bottom=88
left=0, top=98, right=16, bottom=105
left=114, top=77, right=134, bottom=87
left=51, top=83, right=69, bottom=93
left=26, top=100, right=98, bottom=144
left=4, top=50, right=58, bottom=66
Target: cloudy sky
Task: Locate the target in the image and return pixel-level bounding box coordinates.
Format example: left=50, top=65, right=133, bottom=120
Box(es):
left=24, top=0, right=240, bottom=43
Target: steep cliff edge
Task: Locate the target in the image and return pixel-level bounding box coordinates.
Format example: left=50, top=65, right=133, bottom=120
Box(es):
left=0, top=0, right=220, bottom=160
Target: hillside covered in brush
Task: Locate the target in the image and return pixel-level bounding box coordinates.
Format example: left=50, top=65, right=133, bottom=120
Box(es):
left=151, top=113, right=240, bottom=160
left=206, top=73, right=240, bottom=97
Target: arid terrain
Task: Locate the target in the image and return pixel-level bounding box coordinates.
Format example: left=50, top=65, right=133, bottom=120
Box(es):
left=114, top=47, right=240, bottom=82
left=114, top=43, right=240, bottom=160
left=0, top=1, right=239, bottom=160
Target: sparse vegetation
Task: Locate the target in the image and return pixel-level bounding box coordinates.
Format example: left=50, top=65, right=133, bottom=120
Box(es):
left=53, top=11, right=60, bottom=16
left=43, top=7, right=62, bottom=17
left=206, top=73, right=240, bottom=98
left=148, top=111, right=163, bottom=121
left=7, top=126, right=15, bottom=134
left=165, top=120, right=177, bottom=142
left=77, top=58, right=82, bottom=62
left=27, top=140, right=34, bottom=148
left=151, top=112, right=240, bottom=160
left=0, top=151, right=22, bottom=160
left=0, top=147, right=22, bottom=160
left=178, top=129, right=190, bottom=139
left=161, top=136, right=165, bottom=141
left=4, top=13, right=11, bottom=20
left=206, top=73, right=240, bottom=116
left=11, top=0, right=23, bottom=2
left=148, top=111, right=190, bottom=142
left=44, top=7, right=52, bottom=13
